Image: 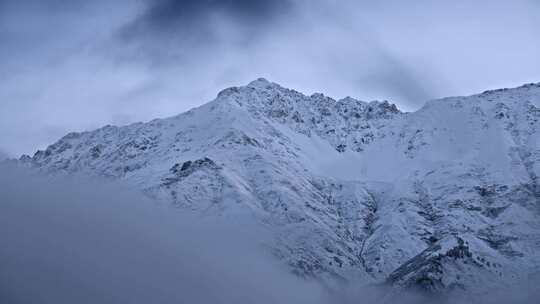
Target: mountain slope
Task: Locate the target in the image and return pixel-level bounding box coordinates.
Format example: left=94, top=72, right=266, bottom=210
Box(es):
left=22, top=79, right=540, bottom=294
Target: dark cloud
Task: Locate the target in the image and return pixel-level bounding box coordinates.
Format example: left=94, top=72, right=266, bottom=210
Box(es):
left=133, top=0, right=291, bottom=27
left=116, top=0, right=292, bottom=64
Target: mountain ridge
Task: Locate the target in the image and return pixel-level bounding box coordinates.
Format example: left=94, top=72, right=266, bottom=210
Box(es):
left=23, top=78, right=540, bottom=155
left=16, top=79, right=540, bottom=296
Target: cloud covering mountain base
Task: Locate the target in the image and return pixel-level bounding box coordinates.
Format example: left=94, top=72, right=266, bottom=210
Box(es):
left=0, top=165, right=325, bottom=304
left=1, top=164, right=539, bottom=303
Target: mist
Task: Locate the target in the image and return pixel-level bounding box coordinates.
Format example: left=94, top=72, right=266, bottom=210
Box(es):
left=0, top=164, right=325, bottom=304
left=1, top=164, right=539, bottom=303
left=0, top=150, right=9, bottom=161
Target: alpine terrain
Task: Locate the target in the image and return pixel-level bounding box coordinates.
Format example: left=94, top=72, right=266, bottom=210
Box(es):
left=19, top=79, right=540, bottom=297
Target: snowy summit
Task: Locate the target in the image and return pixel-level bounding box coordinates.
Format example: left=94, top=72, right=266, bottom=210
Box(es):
left=21, top=79, right=540, bottom=295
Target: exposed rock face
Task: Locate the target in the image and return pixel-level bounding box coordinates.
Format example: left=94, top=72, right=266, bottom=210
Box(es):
left=21, top=79, right=540, bottom=295
left=388, top=236, right=485, bottom=293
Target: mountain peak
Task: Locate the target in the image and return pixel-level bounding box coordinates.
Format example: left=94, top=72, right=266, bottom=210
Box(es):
left=247, top=77, right=272, bottom=88
left=479, top=81, right=540, bottom=96
left=216, top=78, right=281, bottom=100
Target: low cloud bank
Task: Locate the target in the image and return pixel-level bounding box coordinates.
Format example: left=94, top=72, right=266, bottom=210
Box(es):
left=0, top=165, right=324, bottom=304
left=0, top=150, right=9, bottom=161
left=0, top=165, right=539, bottom=304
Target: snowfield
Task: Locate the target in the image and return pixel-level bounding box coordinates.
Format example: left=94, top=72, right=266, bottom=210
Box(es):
left=19, top=79, right=540, bottom=297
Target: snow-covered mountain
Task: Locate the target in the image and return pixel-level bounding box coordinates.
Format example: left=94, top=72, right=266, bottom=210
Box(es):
left=21, top=79, right=540, bottom=296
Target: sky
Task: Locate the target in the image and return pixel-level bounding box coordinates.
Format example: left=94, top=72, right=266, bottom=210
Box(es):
left=1, top=0, right=539, bottom=156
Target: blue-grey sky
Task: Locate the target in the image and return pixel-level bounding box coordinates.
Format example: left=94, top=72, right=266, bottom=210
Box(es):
left=1, top=0, right=539, bottom=156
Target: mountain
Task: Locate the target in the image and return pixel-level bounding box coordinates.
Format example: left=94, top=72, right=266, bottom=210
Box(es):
left=21, top=79, right=540, bottom=296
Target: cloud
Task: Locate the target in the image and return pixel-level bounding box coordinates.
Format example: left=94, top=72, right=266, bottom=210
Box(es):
left=115, top=0, right=292, bottom=64
left=354, top=46, right=438, bottom=110
left=0, top=165, right=325, bottom=304
left=128, top=0, right=291, bottom=29
left=0, top=149, right=8, bottom=161
left=1, top=165, right=539, bottom=303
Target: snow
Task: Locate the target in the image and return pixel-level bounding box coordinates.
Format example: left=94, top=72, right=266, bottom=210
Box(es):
left=20, top=78, right=540, bottom=295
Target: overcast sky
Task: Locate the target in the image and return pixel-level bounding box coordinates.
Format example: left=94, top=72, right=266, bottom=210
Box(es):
left=1, top=0, right=539, bottom=156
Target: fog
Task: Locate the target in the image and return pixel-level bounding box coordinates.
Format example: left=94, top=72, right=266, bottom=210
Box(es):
left=1, top=164, right=539, bottom=303
left=0, top=150, right=9, bottom=161
left=0, top=165, right=324, bottom=303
